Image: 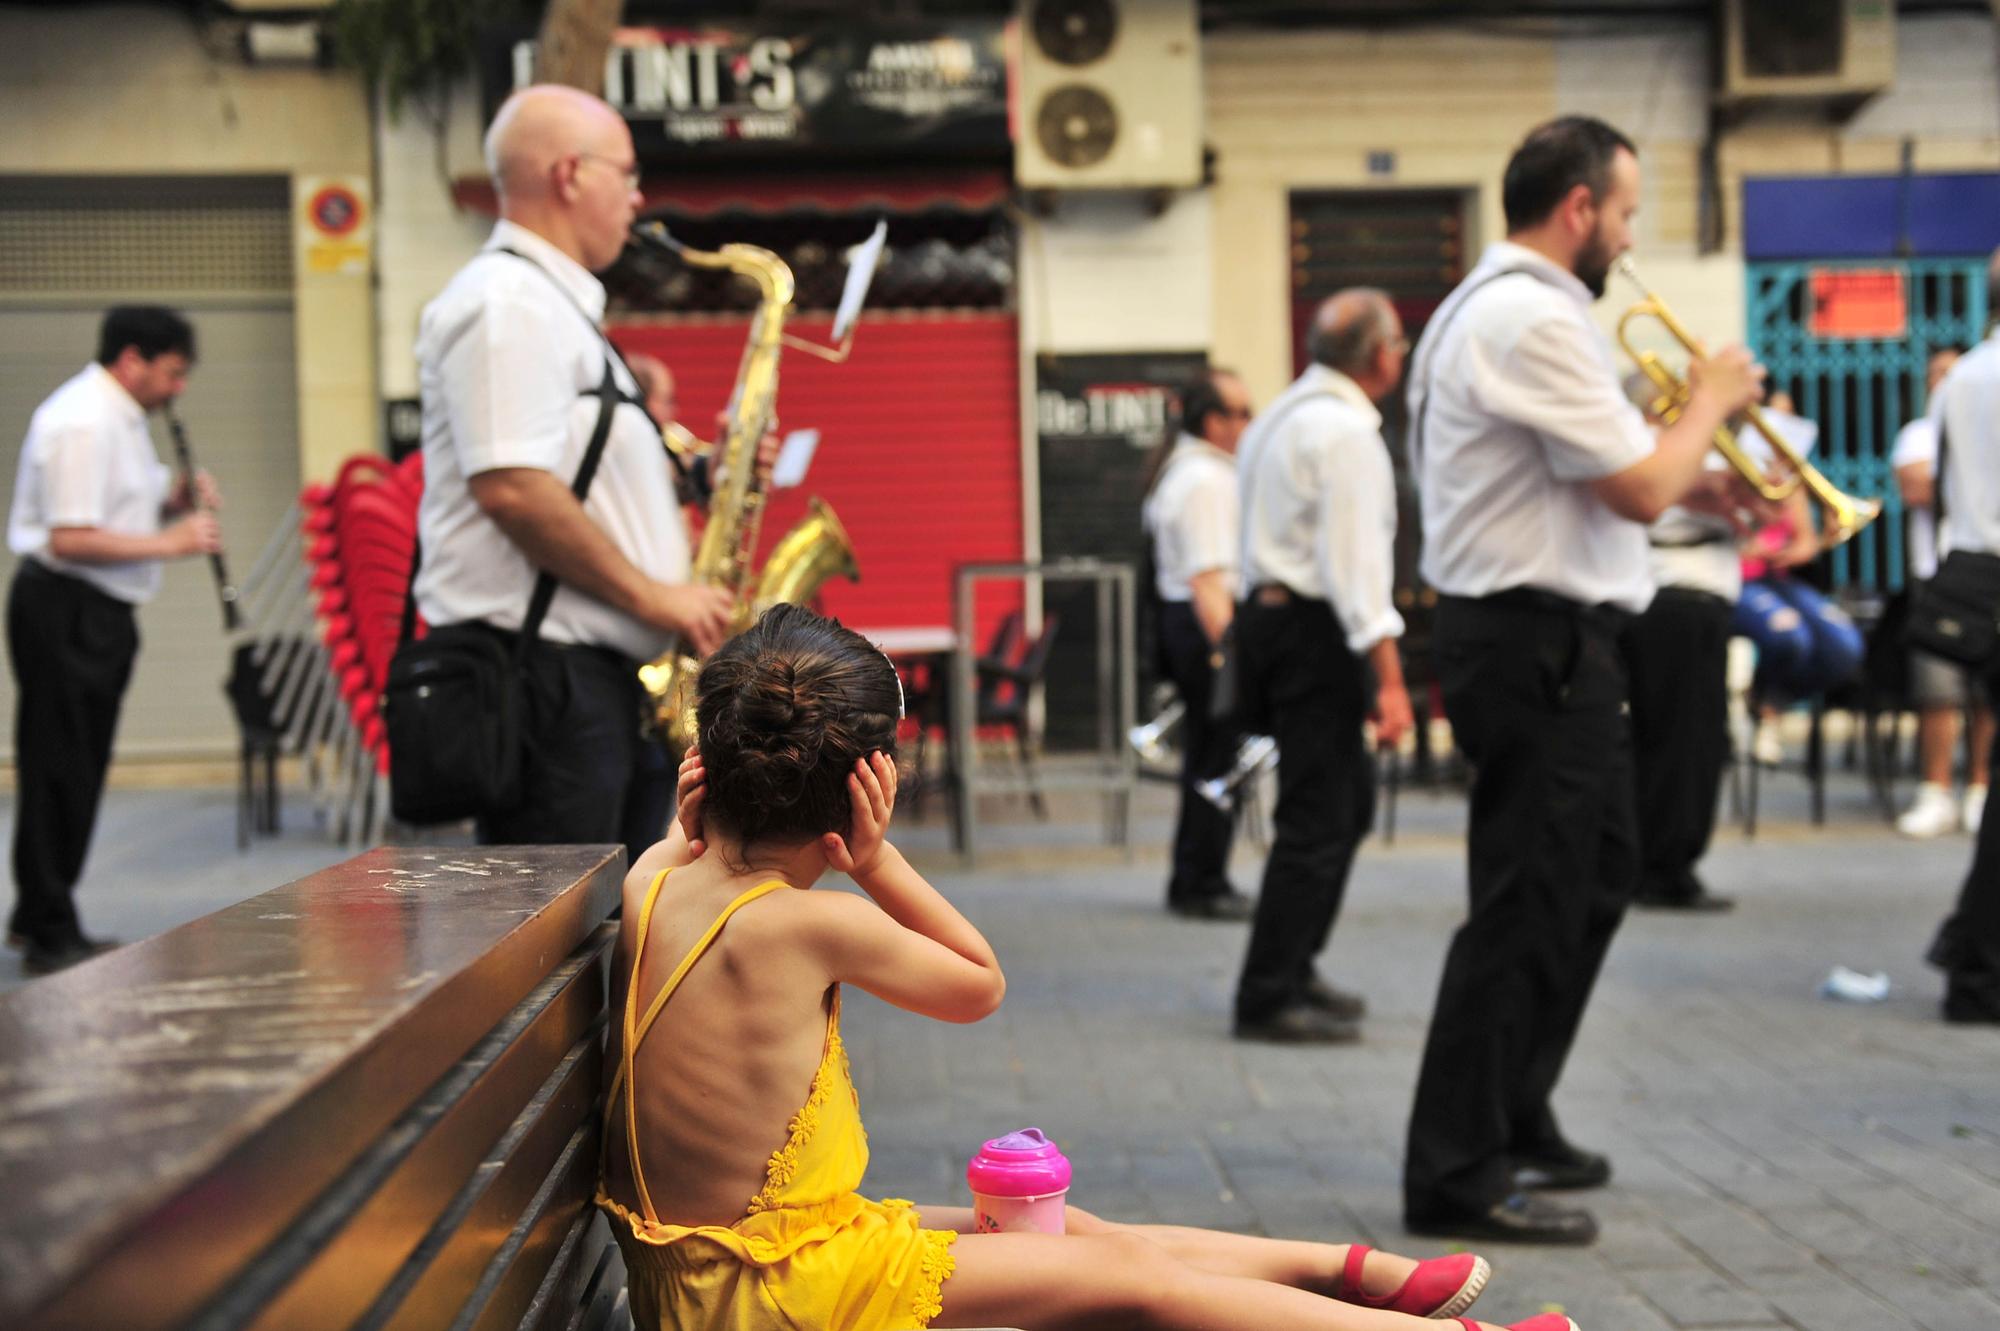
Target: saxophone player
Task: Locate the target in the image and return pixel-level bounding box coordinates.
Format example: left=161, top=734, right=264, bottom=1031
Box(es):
left=414, top=84, right=733, bottom=860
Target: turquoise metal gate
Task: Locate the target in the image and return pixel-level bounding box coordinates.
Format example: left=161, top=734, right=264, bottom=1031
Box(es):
left=1744, top=258, right=1988, bottom=592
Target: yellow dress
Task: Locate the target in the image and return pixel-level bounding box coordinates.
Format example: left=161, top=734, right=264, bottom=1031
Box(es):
left=597, top=874, right=958, bottom=1331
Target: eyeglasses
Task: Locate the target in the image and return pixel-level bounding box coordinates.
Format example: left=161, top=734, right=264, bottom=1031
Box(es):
left=575, top=153, right=641, bottom=193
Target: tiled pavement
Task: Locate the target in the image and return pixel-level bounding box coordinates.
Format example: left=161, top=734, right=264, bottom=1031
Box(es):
left=4, top=768, right=1998, bottom=1329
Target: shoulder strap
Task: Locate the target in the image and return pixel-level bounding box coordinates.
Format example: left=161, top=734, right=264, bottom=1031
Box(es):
left=399, top=252, right=649, bottom=654
left=611, top=875, right=790, bottom=1223
left=1934, top=388, right=1952, bottom=531
left=1407, top=267, right=1535, bottom=475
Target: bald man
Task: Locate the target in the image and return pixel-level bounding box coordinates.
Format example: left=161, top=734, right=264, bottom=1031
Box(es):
left=410, top=84, right=731, bottom=858
left=1229, top=288, right=1413, bottom=1044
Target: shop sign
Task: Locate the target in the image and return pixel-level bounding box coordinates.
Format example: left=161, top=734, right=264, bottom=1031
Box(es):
left=486, top=20, right=1008, bottom=162
left=1808, top=266, right=1907, bottom=339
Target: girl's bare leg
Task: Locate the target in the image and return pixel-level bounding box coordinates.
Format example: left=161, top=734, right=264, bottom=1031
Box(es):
left=916, top=1205, right=1417, bottom=1298
left=929, top=1230, right=1509, bottom=1331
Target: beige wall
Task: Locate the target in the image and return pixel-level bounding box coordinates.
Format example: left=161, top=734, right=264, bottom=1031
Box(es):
left=375, top=82, right=491, bottom=399
left=1205, top=13, right=2000, bottom=405
left=1, top=4, right=376, bottom=482
left=1206, top=27, right=1559, bottom=405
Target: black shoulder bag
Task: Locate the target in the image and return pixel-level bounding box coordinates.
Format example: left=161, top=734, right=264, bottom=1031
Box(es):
left=1904, top=407, right=2000, bottom=670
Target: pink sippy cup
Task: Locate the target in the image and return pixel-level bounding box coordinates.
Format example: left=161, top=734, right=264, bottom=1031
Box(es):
left=965, top=1128, right=1072, bottom=1234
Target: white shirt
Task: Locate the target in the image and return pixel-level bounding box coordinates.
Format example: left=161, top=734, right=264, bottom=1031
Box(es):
left=1143, top=434, right=1238, bottom=602
left=1410, top=241, right=1656, bottom=614
left=1890, top=415, right=1941, bottom=579
left=1646, top=462, right=1741, bottom=603
left=1645, top=414, right=1793, bottom=602
left=1237, top=365, right=1404, bottom=654
left=415, top=220, right=690, bottom=663
left=7, top=363, right=172, bottom=604
left=1934, top=331, right=2000, bottom=559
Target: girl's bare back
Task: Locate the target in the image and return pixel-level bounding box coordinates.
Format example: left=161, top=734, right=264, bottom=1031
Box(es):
left=601, top=860, right=838, bottom=1228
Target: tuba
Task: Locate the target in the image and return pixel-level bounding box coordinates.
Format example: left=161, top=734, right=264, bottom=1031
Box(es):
left=633, top=224, right=860, bottom=753
left=1615, top=257, right=1882, bottom=547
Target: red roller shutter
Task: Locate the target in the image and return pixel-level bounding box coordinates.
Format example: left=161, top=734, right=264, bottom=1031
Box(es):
left=614, top=313, right=1024, bottom=647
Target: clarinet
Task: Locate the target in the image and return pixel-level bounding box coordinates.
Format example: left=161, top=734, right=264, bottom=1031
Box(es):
left=162, top=405, right=242, bottom=632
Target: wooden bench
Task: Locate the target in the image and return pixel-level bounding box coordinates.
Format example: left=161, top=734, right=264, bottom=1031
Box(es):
left=0, top=845, right=630, bottom=1331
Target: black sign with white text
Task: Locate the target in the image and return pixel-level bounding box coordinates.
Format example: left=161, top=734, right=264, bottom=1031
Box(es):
left=484, top=20, right=1009, bottom=163
left=1035, top=351, right=1209, bottom=747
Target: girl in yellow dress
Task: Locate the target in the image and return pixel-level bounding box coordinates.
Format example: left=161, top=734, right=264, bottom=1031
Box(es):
left=598, top=604, right=1582, bottom=1331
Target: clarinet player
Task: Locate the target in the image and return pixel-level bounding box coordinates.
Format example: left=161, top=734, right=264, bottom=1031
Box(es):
left=6, top=305, right=224, bottom=975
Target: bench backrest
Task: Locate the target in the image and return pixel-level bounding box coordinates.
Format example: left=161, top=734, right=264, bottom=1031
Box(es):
left=0, top=844, right=630, bottom=1331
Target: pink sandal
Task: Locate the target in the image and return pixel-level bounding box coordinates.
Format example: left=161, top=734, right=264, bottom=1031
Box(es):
left=1457, top=1317, right=1580, bottom=1331
left=1339, top=1244, right=1490, bottom=1318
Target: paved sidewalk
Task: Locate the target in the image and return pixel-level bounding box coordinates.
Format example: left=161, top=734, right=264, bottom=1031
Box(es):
left=4, top=772, right=1998, bottom=1328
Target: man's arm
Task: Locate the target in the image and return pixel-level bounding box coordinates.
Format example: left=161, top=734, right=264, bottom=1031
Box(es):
left=468, top=468, right=732, bottom=655
left=1311, top=417, right=1409, bottom=746
left=48, top=515, right=218, bottom=565
left=1365, top=636, right=1412, bottom=749
left=1897, top=459, right=1935, bottom=512
left=1186, top=568, right=1234, bottom=647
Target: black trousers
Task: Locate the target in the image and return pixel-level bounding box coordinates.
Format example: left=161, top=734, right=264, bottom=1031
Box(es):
left=1929, top=655, right=2000, bottom=1021
left=7, top=562, right=139, bottom=949
left=474, top=633, right=666, bottom=867
left=1405, top=592, right=1638, bottom=1216
left=1232, top=594, right=1374, bottom=1022
left=1159, top=601, right=1241, bottom=903
left=1622, top=586, right=1732, bottom=901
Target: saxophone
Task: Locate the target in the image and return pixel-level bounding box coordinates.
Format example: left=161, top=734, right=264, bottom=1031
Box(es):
left=634, top=224, right=861, bottom=754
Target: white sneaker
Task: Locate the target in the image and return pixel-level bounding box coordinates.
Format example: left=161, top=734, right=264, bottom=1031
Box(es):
left=1898, top=782, right=1960, bottom=839
left=1752, top=720, right=1784, bottom=767
left=1966, top=784, right=1988, bottom=838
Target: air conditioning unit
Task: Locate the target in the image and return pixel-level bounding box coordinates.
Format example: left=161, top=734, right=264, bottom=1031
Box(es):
left=1719, top=0, right=1894, bottom=106
left=1014, top=0, right=1203, bottom=191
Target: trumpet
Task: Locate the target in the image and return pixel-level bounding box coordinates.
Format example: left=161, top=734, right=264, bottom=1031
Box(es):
left=1128, top=698, right=1185, bottom=765
left=1614, top=257, right=1881, bottom=547
left=1197, top=734, right=1278, bottom=813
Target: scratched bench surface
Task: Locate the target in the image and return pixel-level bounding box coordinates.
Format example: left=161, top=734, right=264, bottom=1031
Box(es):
left=0, top=844, right=622, bottom=1325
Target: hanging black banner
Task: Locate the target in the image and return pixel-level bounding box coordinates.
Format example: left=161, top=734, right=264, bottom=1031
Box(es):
left=483, top=20, right=1010, bottom=163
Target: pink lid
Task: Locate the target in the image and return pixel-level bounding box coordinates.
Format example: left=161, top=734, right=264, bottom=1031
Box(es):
left=965, top=1127, right=1072, bottom=1197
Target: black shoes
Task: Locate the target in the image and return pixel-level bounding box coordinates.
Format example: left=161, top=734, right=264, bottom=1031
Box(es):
left=1634, top=872, right=1734, bottom=913
left=1302, top=974, right=1368, bottom=1021
left=20, top=934, right=118, bottom=976
left=1406, top=1192, right=1600, bottom=1245
left=1167, top=889, right=1255, bottom=922
left=1634, top=889, right=1734, bottom=913
left=1513, top=1142, right=1613, bottom=1191
left=1233, top=1002, right=1361, bottom=1044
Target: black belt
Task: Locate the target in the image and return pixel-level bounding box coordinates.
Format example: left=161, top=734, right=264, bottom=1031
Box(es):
left=1249, top=584, right=1326, bottom=608
left=460, top=620, right=639, bottom=674
left=1448, top=586, right=1631, bottom=630
left=17, top=557, right=137, bottom=612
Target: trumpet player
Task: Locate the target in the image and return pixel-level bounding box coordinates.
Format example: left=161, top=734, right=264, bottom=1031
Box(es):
left=1142, top=368, right=1257, bottom=923
left=414, top=84, right=732, bottom=859
left=1230, top=291, right=1412, bottom=1044
left=1402, top=116, right=1767, bottom=1246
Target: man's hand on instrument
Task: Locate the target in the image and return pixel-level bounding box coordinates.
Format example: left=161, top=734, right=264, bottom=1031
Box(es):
left=1370, top=680, right=1414, bottom=751
left=165, top=469, right=222, bottom=517
left=654, top=583, right=735, bottom=656
left=1682, top=468, right=1783, bottom=534
left=754, top=427, right=781, bottom=488
left=163, top=512, right=223, bottom=558
left=1688, top=345, right=1766, bottom=418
